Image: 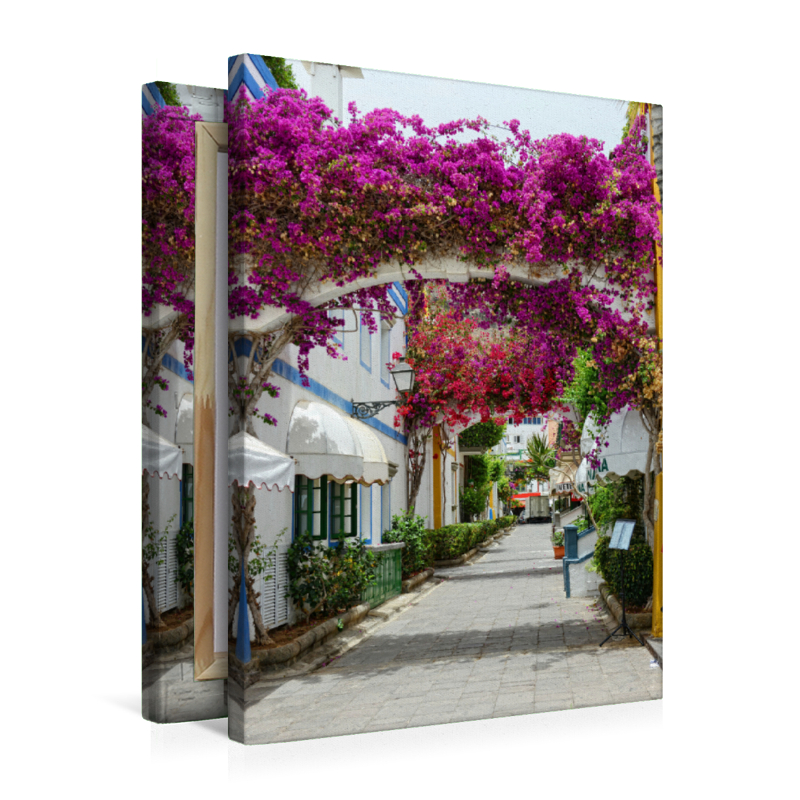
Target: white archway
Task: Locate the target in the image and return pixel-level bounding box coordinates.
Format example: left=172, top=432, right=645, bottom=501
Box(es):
left=226, top=253, right=654, bottom=335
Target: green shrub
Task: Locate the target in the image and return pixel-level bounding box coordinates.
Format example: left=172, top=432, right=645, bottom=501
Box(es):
left=460, top=485, right=488, bottom=519
left=383, top=511, right=433, bottom=578
left=286, top=530, right=378, bottom=623
left=574, top=517, right=590, bottom=533
left=175, top=519, right=194, bottom=602
left=592, top=534, right=653, bottom=607
left=426, top=520, right=500, bottom=561
left=459, top=421, right=506, bottom=450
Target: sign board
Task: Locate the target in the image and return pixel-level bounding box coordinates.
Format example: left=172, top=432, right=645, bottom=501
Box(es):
left=609, top=519, right=636, bottom=550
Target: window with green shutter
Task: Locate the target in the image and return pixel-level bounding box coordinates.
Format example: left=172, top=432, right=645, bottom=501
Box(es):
left=330, top=480, right=358, bottom=541
left=181, top=464, right=194, bottom=526
left=294, top=475, right=328, bottom=541
left=294, top=476, right=358, bottom=543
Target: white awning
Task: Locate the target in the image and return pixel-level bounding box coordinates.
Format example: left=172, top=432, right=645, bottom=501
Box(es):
left=228, top=431, right=296, bottom=491
left=142, top=424, right=182, bottom=480
left=175, top=392, right=193, bottom=445
left=287, top=400, right=390, bottom=485
left=350, top=416, right=390, bottom=486
left=580, top=408, right=649, bottom=480
left=548, top=461, right=577, bottom=494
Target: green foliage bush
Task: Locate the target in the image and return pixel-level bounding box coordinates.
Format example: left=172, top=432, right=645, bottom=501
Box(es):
left=459, top=421, right=506, bottom=450
left=592, top=534, right=653, bottom=607
left=426, top=519, right=501, bottom=561
left=260, top=55, right=299, bottom=90
left=154, top=81, right=181, bottom=107
left=286, top=530, right=378, bottom=623
left=585, top=476, right=652, bottom=607
left=383, top=511, right=433, bottom=578
left=460, top=485, right=488, bottom=519
left=461, top=453, right=505, bottom=520
left=175, top=520, right=194, bottom=601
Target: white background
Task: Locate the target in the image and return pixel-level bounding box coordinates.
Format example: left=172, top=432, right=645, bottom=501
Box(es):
left=2, top=1, right=796, bottom=796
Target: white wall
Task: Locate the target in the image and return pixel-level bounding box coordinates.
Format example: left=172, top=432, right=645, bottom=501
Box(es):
left=229, top=294, right=410, bottom=630
left=143, top=337, right=195, bottom=619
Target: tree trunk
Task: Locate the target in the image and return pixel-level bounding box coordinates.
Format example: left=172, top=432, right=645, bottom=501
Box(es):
left=407, top=427, right=430, bottom=513
left=142, top=318, right=186, bottom=424
left=230, top=482, right=273, bottom=645
left=141, top=472, right=162, bottom=627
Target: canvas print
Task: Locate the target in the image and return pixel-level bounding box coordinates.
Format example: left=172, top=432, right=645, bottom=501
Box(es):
left=221, top=55, right=663, bottom=744
left=141, top=80, right=228, bottom=722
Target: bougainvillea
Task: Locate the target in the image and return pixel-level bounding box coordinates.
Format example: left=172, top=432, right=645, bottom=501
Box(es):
left=224, top=90, right=659, bottom=425
left=141, top=104, right=202, bottom=419
left=146, top=85, right=661, bottom=549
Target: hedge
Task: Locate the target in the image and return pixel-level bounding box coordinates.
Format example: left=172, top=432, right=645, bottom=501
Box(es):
left=425, top=516, right=514, bottom=562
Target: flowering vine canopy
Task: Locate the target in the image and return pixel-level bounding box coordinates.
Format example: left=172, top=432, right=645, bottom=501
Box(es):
left=143, top=89, right=661, bottom=448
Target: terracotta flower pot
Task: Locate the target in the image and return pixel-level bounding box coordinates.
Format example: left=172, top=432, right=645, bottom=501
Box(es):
left=553, top=545, right=565, bottom=559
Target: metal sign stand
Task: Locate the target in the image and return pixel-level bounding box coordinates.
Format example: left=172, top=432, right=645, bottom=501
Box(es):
left=599, top=519, right=645, bottom=648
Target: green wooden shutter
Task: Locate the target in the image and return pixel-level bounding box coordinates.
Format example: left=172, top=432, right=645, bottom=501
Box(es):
left=350, top=483, right=358, bottom=538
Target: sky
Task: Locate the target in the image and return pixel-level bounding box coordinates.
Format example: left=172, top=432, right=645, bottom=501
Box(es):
left=287, top=58, right=630, bottom=155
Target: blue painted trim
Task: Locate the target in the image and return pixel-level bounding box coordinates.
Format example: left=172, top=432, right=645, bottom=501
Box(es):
left=148, top=82, right=166, bottom=108
left=564, top=525, right=578, bottom=560
left=228, top=55, right=239, bottom=78
left=248, top=54, right=280, bottom=91
left=393, top=282, right=408, bottom=312
left=235, top=561, right=252, bottom=662
left=229, top=62, right=265, bottom=101
left=388, top=286, right=403, bottom=311
left=162, top=353, right=192, bottom=383
left=388, top=283, right=408, bottom=314
left=562, top=535, right=597, bottom=598
left=142, top=91, right=153, bottom=116
left=270, top=358, right=408, bottom=446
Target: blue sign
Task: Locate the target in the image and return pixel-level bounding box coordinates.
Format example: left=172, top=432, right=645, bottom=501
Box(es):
left=609, top=519, right=636, bottom=550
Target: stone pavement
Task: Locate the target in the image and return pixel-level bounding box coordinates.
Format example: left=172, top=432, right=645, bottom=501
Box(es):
left=237, top=522, right=662, bottom=744
left=142, top=643, right=227, bottom=723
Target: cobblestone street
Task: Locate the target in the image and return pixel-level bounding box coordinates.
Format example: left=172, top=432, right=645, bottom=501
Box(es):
left=239, top=521, right=662, bottom=744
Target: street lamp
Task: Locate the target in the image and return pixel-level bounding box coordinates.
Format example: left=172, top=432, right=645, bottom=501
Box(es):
left=351, top=357, right=416, bottom=420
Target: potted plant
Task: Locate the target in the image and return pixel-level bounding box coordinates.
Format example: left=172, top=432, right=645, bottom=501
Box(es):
left=551, top=528, right=565, bottom=559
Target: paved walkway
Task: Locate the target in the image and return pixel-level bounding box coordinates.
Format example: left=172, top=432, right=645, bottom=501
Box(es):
left=238, top=522, right=662, bottom=744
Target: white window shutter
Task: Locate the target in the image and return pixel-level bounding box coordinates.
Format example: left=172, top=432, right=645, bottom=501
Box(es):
left=156, top=527, right=179, bottom=613
left=261, top=550, right=290, bottom=629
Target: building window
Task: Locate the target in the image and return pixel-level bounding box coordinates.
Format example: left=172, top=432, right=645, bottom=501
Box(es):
left=294, top=475, right=358, bottom=543
left=295, top=475, right=326, bottom=540
left=180, top=464, right=194, bottom=526
left=330, top=480, right=358, bottom=541
left=359, top=311, right=372, bottom=372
